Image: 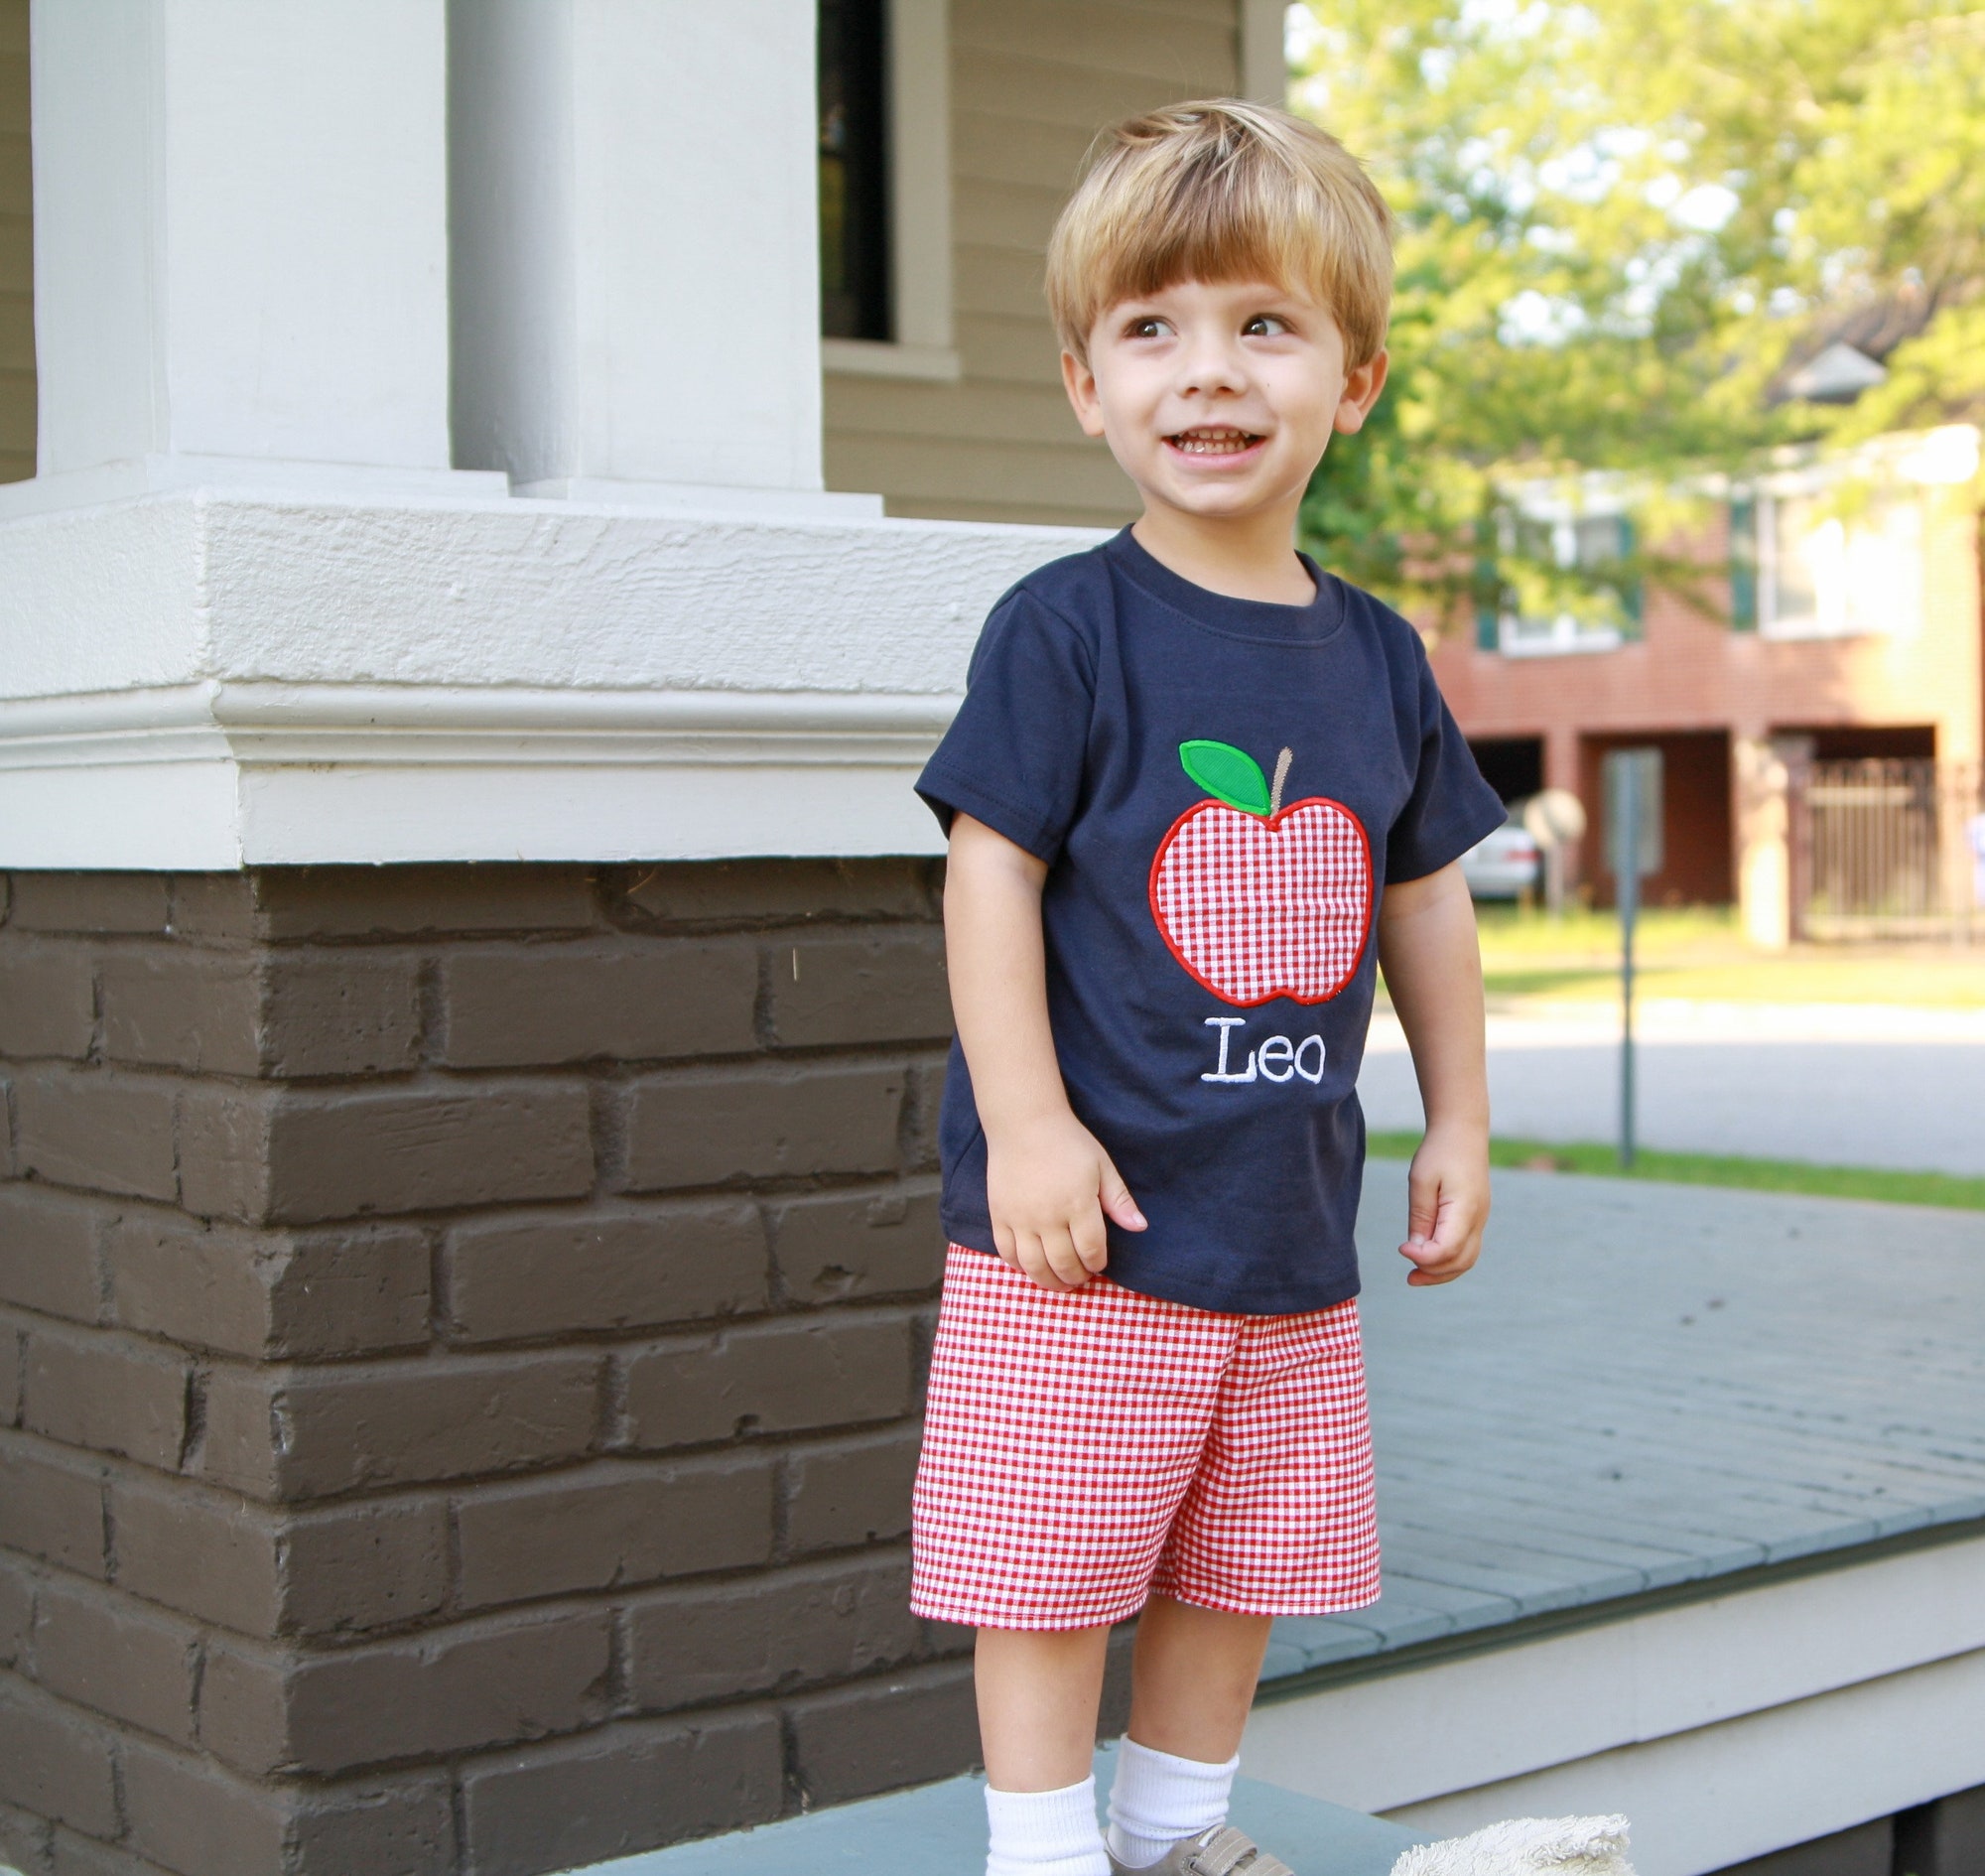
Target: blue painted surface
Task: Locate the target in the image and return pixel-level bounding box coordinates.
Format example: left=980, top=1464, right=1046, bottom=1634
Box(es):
left=1261, top=1160, right=1985, bottom=1684
left=596, top=1744, right=1423, bottom=1875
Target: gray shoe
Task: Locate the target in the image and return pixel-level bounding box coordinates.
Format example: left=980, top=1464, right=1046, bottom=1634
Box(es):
left=1109, top=1823, right=1296, bottom=1876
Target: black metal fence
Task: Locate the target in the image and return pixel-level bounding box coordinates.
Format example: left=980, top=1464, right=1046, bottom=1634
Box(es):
left=1790, top=759, right=1985, bottom=942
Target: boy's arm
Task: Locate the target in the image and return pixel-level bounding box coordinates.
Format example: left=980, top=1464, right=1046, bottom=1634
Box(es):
left=1377, top=860, right=1491, bottom=1286
left=944, top=813, right=1146, bottom=1290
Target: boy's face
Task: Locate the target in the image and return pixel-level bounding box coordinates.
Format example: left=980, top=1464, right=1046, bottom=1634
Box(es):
left=1062, top=276, right=1387, bottom=530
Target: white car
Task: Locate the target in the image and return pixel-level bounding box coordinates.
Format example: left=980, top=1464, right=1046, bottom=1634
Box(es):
left=1461, top=814, right=1541, bottom=899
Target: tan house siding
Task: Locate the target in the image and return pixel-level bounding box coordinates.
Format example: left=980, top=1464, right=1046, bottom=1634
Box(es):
left=825, top=0, right=1243, bottom=528
left=0, top=0, right=32, bottom=484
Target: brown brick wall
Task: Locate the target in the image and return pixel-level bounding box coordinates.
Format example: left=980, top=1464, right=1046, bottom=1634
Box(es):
left=0, top=862, right=983, bottom=1876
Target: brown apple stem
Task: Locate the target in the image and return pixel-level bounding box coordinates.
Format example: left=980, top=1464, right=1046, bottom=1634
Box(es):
left=1269, top=746, right=1293, bottom=816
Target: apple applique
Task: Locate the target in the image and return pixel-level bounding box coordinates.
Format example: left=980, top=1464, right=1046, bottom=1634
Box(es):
left=1148, top=739, right=1373, bottom=1006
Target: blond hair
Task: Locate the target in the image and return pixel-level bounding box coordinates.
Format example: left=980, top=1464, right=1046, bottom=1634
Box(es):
left=1045, top=99, right=1393, bottom=369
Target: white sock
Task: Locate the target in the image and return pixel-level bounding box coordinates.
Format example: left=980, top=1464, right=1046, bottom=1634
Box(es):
left=1105, top=1739, right=1241, bottom=1869
left=986, top=1776, right=1110, bottom=1876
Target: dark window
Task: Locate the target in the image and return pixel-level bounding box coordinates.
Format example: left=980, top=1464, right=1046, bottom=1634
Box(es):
left=1468, top=737, right=1545, bottom=805
left=819, top=0, right=891, bottom=341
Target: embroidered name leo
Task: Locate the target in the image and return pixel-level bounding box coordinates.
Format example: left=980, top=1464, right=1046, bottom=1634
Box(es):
left=1200, top=1015, right=1326, bottom=1086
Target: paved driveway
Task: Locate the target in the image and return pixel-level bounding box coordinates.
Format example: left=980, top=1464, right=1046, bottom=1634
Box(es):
left=1358, top=1001, right=1985, bottom=1175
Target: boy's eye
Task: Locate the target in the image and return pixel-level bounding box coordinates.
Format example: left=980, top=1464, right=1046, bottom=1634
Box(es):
left=1244, top=314, right=1291, bottom=336
left=1125, top=316, right=1172, bottom=339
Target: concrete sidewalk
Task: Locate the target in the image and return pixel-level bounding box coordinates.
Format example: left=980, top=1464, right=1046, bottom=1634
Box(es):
left=1360, top=1001, right=1985, bottom=1175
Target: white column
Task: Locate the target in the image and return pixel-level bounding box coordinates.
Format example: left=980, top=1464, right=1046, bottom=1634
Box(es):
left=449, top=0, right=858, bottom=514
left=21, top=0, right=480, bottom=507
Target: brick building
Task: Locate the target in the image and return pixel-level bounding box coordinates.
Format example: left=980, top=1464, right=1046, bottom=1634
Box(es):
left=0, top=4, right=1282, bottom=1873
left=1434, top=434, right=1984, bottom=938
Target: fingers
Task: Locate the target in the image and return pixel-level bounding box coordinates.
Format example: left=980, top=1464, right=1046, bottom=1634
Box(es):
left=1399, top=1156, right=1489, bottom=1286
left=1098, top=1155, right=1148, bottom=1233
left=1006, top=1227, right=1097, bottom=1292
left=1070, top=1203, right=1112, bottom=1276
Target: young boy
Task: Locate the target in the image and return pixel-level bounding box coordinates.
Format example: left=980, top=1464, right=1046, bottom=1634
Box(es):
left=911, top=102, right=1503, bottom=1876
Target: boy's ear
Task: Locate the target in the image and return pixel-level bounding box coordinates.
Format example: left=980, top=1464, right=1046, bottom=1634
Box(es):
left=1333, top=347, right=1390, bottom=436
left=1061, top=347, right=1109, bottom=439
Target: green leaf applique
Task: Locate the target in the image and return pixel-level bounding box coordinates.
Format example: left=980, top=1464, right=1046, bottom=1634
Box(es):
left=1179, top=739, right=1271, bottom=816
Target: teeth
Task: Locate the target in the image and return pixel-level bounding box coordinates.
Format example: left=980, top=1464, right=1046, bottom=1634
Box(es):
left=1169, top=431, right=1259, bottom=455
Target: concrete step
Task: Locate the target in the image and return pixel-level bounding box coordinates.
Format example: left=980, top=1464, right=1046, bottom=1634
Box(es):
left=581, top=1745, right=1426, bottom=1875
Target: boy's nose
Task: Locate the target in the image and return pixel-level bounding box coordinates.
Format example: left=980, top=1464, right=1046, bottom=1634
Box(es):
left=1174, top=338, right=1249, bottom=397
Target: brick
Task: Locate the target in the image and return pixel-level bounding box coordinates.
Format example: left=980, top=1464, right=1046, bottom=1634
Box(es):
left=120, top=1736, right=286, bottom=1876
left=288, top=1776, right=457, bottom=1876
left=782, top=1424, right=919, bottom=1556
left=200, top=1611, right=612, bottom=1777
left=49, top=1831, right=176, bottom=1876
left=0, top=1802, right=50, bottom=1876
left=461, top=1710, right=783, bottom=1876
left=769, top=930, right=952, bottom=1047
left=9, top=875, right=169, bottom=936
left=101, top=954, right=420, bottom=1079
left=770, top=1181, right=944, bottom=1302
left=620, top=1315, right=911, bottom=1450
left=261, top=955, right=424, bottom=1077
left=23, top=1327, right=187, bottom=1469
left=0, top=1676, right=119, bottom=1837
left=110, top=1477, right=279, bottom=1634
left=98, top=953, right=259, bottom=1075
left=198, top=1352, right=601, bottom=1499
left=15, top=1070, right=177, bottom=1202
left=109, top=1215, right=430, bottom=1359
left=440, top=942, right=758, bottom=1066
left=612, top=856, right=938, bottom=926
left=0, top=945, right=95, bottom=1059
left=0, top=1188, right=103, bottom=1323
left=31, top=1580, right=198, bottom=1744
left=0, top=1558, right=27, bottom=1668
left=455, top=1455, right=774, bottom=1611
left=625, top=1551, right=919, bottom=1711
left=622, top=1061, right=905, bottom=1191
left=159, top=873, right=256, bottom=940
left=280, top=1498, right=451, bottom=1638
left=115, top=1488, right=448, bottom=1643
left=1896, top=1785, right=1985, bottom=1876
left=0, top=1435, right=106, bottom=1577
left=446, top=1204, right=766, bottom=1344
left=230, top=866, right=599, bottom=941
left=181, top=1083, right=596, bottom=1225
left=786, top=1660, right=980, bottom=1807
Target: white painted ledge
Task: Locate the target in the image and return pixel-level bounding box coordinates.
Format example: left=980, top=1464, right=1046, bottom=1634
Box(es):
left=0, top=481, right=1102, bottom=868
left=1244, top=1532, right=1985, bottom=1876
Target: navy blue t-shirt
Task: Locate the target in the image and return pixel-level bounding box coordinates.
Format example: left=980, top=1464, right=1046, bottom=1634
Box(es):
left=917, top=528, right=1504, bottom=1316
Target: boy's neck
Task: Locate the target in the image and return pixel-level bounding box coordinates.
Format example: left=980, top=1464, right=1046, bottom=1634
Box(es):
left=1129, top=501, right=1315, bottom=606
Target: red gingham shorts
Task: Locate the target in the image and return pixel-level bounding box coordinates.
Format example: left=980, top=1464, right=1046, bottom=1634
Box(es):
left=910, top=1246, right=1381, bottom=1630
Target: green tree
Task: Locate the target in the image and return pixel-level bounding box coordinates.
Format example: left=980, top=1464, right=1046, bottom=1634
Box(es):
left=1294, top=0, right=1985, bottom=629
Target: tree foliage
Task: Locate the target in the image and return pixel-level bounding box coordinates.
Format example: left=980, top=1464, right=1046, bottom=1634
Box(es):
left=1293, top=0, right=1985, bottom=630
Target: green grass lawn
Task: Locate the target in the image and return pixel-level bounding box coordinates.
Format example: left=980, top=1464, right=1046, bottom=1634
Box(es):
left=1366, top=1131, right=1985, bottom=1213
left=1465, top=904, right=1985, bottom=1008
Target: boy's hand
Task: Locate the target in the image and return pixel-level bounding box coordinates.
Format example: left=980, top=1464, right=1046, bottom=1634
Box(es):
left=987, top=1112, right=1147, bottom=1292
left=1398, top=1123, right=1489, bottom=1286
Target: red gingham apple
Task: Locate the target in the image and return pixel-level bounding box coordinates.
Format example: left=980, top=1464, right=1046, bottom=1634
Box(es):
left=1148, top=739, right=1374, bottom=1006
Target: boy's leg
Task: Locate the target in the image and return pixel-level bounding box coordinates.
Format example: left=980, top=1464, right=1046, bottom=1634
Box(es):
left=977, top=1625, right=1114, bottom=1876
left=976, top=1624, right=1113, bottom=1790
left=1106, top=1597, right=1272, bottom=1869
left=1125, top=1594, right=1272, bottom=1762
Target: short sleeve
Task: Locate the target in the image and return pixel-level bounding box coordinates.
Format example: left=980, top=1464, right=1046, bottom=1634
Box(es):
left=1385, top=642, right=1508, bottom=883
left=916, top=590, right=1096, bottom=863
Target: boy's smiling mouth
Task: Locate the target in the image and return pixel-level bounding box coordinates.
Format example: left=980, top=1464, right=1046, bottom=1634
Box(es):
left=1165, top=427, right=1265, bottom=457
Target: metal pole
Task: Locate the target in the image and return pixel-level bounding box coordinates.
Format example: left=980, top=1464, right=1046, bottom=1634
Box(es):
left=1619, top=758, right=1639, bottom=1168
